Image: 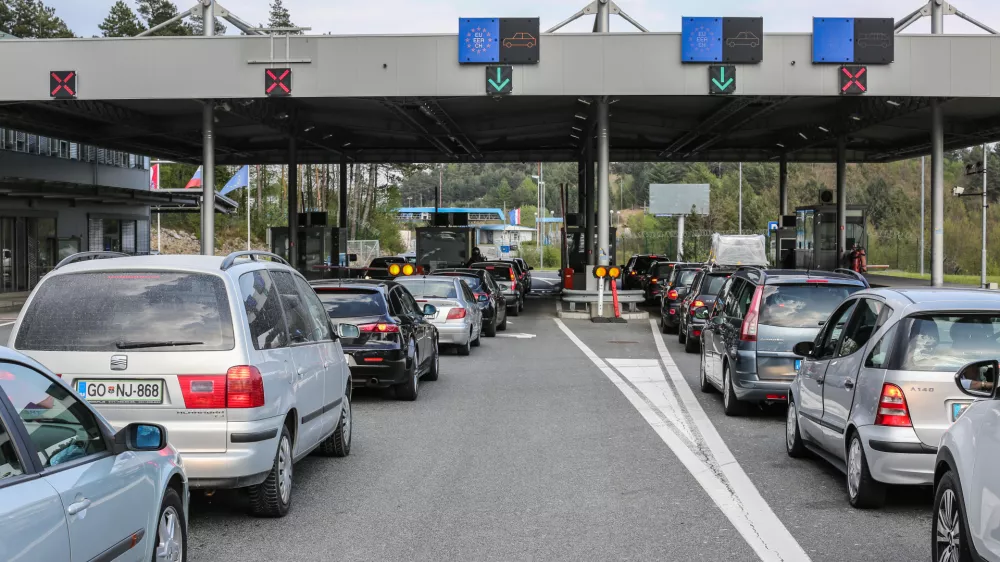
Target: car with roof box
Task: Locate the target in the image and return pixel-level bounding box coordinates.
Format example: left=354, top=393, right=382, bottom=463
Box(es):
left=9, top=251, right=357, bottom=518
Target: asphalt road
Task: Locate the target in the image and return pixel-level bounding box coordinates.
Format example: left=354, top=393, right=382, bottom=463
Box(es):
left=181, top=300, right=927, bottom=562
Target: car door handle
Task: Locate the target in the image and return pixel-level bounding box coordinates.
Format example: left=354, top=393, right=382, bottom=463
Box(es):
left=844, top=379, right=855, bottom=389
left=297, top=367, right=306, bottom=377
left=323, top=361, right=331, bottom=369
left=67, top=499, right=91, bottom=516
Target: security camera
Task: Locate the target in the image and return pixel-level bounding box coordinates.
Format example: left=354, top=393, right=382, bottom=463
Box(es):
left=953, top=186, right=966, bottom=196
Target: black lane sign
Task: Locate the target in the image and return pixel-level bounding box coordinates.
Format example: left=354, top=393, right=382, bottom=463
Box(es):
left=50, top=71, right=76, bottom=99
left=709, top=65, right=736, bottom=95
left=855, top=18, right=894, bottom=64
left=500, top=18, right=540, bottom=64
left=265, top=68, right=292, bottom=97
left=840, top=65, right=867, bottom=95
left=486, top=65, right=513, bottom=95
left=723, top=17, right=763, bottom=63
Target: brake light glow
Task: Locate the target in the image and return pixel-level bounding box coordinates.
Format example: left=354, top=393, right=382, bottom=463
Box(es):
left=875, top=383, right=912, bottom=427
left=690, top=300, right=706, bottom=315
left=766, top=394, right=787, bottom=401
left=446, top=308, right=467, bottom=320
left=363, top=357, right=384, bottom=363
left=359, top=323, right=400, bottom=333
left=226, top=366, right=265, bottom=409
left=693, top=330, right=702, bottom=337
left=806, top=279, right=829, bottom=284
left=667, top=289, right=679, bottom=300
left=178, top=375, right=226, bottom=409
left=740, top=285, right=765, bottom=342
left=651, top=278, right=659, bottom=284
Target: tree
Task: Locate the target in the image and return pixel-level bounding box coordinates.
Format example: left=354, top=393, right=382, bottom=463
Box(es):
left=2, top=0, right=73, bottom=38
left=266, top=0, right=297, bottom=32
left=189, top=10, right=226, bottom=35
left=99, top=1, right=145, bottom=37
left=136, top=0, right=191, bottom=36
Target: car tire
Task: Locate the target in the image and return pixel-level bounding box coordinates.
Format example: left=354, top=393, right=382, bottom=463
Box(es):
left=422, top=338, right=440, bottom=381
left=457, top=337, right=471, bottom=356
left=678, top=327, right=687, bottom=345
left=722, top=364, right=748, bottom=416
left=659, top=316, right=669, bottom=334
left=498, top=311, right=508, bottom=331
left=485, top=315, right=497, bottom=337
left=471, top=326, right=481, bottom=347
left=318, top=387, right=352, bottom=457
left=510, top=303, right=521, bottom=317
left=699, top=353, right=714, bottom=394
left=395, top=345, right=420, bottom=401
left=785, top=398, right=807, bottom=458
left=933, top=471, right=973, bottom=562
left=847, top=432, right=886, bottom=509
left=154, top=487, right=187, bottom=561
left=248, top=425, right=293, bottom=518
left=684, top=330, right=699, bottom=354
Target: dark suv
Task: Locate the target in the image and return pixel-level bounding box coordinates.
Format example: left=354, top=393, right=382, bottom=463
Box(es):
left=658, top=264, right=700, bottom=331
left=644, top=261, right=682, bottom=302
left=677, top=268, right=735, bottom=353
left=699, top=268, right=869, bottom=416
left=622, top=254, right=665, bottom=291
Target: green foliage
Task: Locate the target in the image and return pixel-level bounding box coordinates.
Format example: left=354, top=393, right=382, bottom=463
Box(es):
left=0, top=0, right=73, bottom=38
left=99, top=1, right=145, bottom=37
left=135, top=0, right=190, bottom=36
left=266, top=0, right=297, bottom=32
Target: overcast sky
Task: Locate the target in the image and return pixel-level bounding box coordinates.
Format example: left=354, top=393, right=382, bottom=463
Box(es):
left=45, top=0, right=1000, bottom=37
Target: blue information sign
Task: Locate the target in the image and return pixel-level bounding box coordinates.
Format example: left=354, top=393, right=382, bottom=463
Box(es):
left=813, top=18, right=855, bottom=63
left=459, top=18, right=500, bottom=63
left=501, top=245, right=511, bottom=253
left=682, top=17, right=723, bottom=63
left=768, top=221, right=779, bottom=232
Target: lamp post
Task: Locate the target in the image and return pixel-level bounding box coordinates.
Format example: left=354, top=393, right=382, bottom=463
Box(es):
left=532, top=171, right=545, bottom=269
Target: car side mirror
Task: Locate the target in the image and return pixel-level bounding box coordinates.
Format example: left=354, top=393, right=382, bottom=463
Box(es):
left=954, top=359, right=999, bottom=399
left=477, top=294, right=489, bottom=303
left=423, top=304, right=437, bottom=316
left=337, top=323, right=361, bottom=339
left=792, top=341, right=815, bottom=358
left=115, top=423, right=167, bottom=453
left=528, top=266, right=534, bottom=271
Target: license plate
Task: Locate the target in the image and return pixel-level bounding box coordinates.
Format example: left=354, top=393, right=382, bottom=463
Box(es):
left=794, top=359, right=802, bottom=370
left=76, top=379, right=164, bottom=404
left=951, top=402, right=972, bottom=422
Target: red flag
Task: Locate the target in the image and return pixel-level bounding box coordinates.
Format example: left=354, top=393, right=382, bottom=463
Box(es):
left=185, top=167, right=203, bottom=189
left=149, top=164, right=160, bottom=190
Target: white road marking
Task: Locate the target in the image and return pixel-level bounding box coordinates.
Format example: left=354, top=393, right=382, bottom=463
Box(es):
left=496, top=332, right=535, bottom=339
left=554, top=318, right=810, bottom=562
left=0, top=321, right=14, bottom=327
left=606, top=358, right=695, bottom=442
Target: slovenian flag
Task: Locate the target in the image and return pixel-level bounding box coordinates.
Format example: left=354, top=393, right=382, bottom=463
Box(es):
left=149, top=164, right=159, bottom=190
left=184, top=167, right=203, bottom=189
left=219, top=166, right=250, bottom=196
left=509, top=208, right=521, bottom=225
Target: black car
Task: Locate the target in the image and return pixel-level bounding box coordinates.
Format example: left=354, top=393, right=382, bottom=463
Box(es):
left=511, top=258, right=533, bottom=293
left=433, top=268, right=508, bottom=335
left=505, top=259, right=531, bottom=298
left=622, top=254, right=665, bottom=291
left=659, top=264, right=701, bottom=333
left=644, top=261, right=683, bottom=302
left=311, top=280, right=439, bottom=401
left=471, top=262, right=523, bottom=316
left=677, top=268, right=735, bottom=353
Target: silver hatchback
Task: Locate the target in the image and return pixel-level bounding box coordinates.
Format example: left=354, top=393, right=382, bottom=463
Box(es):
left=786, top=288, right=1000, bottom=508
left=9, top=251, right=358, bottom=517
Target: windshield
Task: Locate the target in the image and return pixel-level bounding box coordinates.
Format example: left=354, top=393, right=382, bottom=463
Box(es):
left=702, top=275, right=729, bottom=296
left=317, top=289, right=386, bottom=318
left=15, top=272, right=235, bottom=352
left=757, top=284, right=860, bottom=329
left=396, top=279, right=459, bottom=299
left=897, top=314, right=1000, bottom=372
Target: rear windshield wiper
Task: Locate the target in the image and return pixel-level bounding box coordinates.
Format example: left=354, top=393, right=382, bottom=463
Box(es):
left=116, top=340, right=204, bottom=349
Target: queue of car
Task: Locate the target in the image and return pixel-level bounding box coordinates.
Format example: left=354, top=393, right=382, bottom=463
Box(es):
left=0, top=250, right=536, bottom=561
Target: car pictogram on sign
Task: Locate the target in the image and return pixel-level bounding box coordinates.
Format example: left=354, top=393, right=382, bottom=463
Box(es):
left=857, top=32, right=890, bottom=49
left=503, top=32, right=536, bottom=48
left=726, top=32, right=759, bottom=48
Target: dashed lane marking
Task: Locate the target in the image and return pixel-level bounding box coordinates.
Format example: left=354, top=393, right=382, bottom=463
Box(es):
left=553, top=318, right=810, bottom=562
left=496, top=332, right=535, bottom=339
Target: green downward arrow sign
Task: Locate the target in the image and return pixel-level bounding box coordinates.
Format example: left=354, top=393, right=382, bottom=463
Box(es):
left=712, top=67, right=734, bottom=91
left=488, top=67, right=510, bottom=92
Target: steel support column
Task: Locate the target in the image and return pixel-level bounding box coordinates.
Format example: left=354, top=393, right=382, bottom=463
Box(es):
left=288, top=136, right=299, bottom=269
left=982, top=143, right=988, bottom=288
left=932, top=0, right=944, bottom=33
left=596, top=98, right=610, bottom=267
left=339, top=154, right=348, bottom=229
left=201, top=102, right=215, bottom=256
left=577, top=157, right=585, bottom=216
left=597, top=0, right=610, bottom=31
left=585, top=138, right=595, bottom=266
left=836, top=137, right=847, bottom=266
left=779, top=155, right=788, bottom=217
left=931, top=101, right=945, bottom=286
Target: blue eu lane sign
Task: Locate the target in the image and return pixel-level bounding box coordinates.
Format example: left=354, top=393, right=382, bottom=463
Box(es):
left=459, top=18, right=500, bottom=63
left=682, top=17, right=723, bottom=62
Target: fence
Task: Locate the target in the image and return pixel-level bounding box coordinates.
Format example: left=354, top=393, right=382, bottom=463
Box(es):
left=347, top=240, right=380, bottom=266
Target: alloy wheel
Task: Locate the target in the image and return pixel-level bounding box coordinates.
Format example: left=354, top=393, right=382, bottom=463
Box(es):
left=154, top=505, right=182, bottom=562
left=342, top=394, right=352, bottom=448
left=785, top=403, right=797, bottom=451
left=936, top=489, right=962, bottom=562
left=847, top=438, right=862, bottom=500
left=278, top=436, right=292, bottom=505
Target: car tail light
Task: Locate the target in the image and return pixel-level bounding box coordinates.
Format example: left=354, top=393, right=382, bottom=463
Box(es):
left=226, top=366, right=265, bottom=409
left=740, top=285, right=765, bottom=342
left=359, top=323, right=400, bottom=333
left=875, top=383, right=912, bottom=427
left=766, top=394, right=787, bottom=401
left=630, top=271, right=636, bottom=276
left=651, top=277, right=659, bottom=284
left=693, top=330, right=702, bottom=337
left=690, top=300, right=705, bottom=315
left=667, top=289, right=679, bottom=300
left=447, top=308, right=467, bottom=320
left=363, top=357, right=383, bottom=363
left=178, top=375, right=227, bottom=409
left=806, top=279, right=829, bottom=284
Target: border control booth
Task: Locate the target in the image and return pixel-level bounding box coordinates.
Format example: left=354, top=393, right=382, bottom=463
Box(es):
left=793, top=204, right=868, bottom=271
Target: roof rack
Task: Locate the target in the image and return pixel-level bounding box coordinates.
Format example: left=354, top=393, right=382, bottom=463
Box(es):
left=834, top=268, right=871, bottom=288
left=54, top=251, right=130, bottom=270
left=220, top=251, right=291, bottom=271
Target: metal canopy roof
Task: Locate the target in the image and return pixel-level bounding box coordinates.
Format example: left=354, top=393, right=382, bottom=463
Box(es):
left=0, top=179, right=232, bottom=212
left=1, top=33, right=1000, bottom=164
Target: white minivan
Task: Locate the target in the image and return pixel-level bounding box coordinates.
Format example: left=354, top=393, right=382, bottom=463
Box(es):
left=9, top=251, right=357, bottom=517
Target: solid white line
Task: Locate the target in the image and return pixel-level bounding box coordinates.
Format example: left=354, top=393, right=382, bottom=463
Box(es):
left=0, top=321, right=14, bottom=327
left=607, top=358, right=695, bottom=442
left=554, top=317, right=810, bottom=562
left=649, top=320, right=811, bottom=562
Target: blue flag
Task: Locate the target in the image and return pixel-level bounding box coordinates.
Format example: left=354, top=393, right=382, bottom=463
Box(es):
left=219, top=165, right=249, bottom=196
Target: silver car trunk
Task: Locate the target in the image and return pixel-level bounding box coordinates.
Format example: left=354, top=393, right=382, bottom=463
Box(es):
left=416, top=298, right=464, bottom=326
left=885, top=369, right=972, bottom=447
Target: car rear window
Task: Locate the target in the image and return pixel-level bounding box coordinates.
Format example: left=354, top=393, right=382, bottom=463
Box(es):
left=896, top=314, right=1000, bottom=372
left=675, top=269, right=700, bottom=287
left=15, top=272, right=235, bottom=352
left=396, top=279, right=459, bottom=299
left=436, top=273, right=483, bottom=290
left=757, top=283, right=860, bottom=329
left=316, top=289, right=386, bottom=318
left=652, top=264, right=676, bottom=277
left=370, top=257, right=403, bottom=268
left=472, top=264, right=513, bottom=281
left=702, top=275, right=729, bottom=296
left=633, top=257, right=657, bottom=274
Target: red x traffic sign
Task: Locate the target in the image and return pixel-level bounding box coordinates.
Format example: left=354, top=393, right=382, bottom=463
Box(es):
left=840, top=65, right=867, bottom=95
left=50, top=71, right=77, bottom=99
left=265, top=68, right=292, bottom=97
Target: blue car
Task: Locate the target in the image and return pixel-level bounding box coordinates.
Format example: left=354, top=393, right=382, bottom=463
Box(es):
left=0, top=346, right=188, bottom=562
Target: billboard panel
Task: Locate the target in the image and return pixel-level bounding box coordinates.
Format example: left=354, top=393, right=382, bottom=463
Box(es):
left=649, top=184, right=710, bottom=216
